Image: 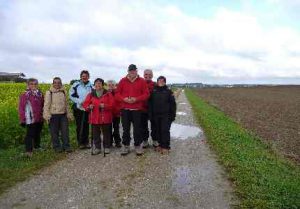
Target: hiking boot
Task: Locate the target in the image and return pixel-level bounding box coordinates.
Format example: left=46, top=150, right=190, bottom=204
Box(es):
left=24, top=152, right=33, bottom=158
left=135, top=145, right=144, bottom=156
left=155, top=146, right=162, bottom=152
left=142, top=141, right=149, bottom=148
left=34, top=147, right=44, bottom=152
left=54, top=147, right=63, bottom=153
left=104, top=148, right=110, bottom=154
left=160, top=148, right=170, bottom=155
left=115, top=142, right=122, bottom=148
left=79, top=144, right=91, bottom=149
left=152, top=140, right=159, bottom=148
left=92, top=148, right=101, bottom=155
left=120, top=146, right=130, bottom=156
left=64, top=147, right=72, bottom=153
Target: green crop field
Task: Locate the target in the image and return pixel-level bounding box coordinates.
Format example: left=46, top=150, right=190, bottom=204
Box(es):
left=0, top=83, right=77, bottom=194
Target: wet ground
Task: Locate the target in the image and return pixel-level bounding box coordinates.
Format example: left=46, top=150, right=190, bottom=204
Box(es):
left=0, top=91, right=235, bottom=209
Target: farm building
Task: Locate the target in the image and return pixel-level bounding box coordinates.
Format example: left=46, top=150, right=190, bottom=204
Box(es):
left=0, top=72, right=26, bottom=82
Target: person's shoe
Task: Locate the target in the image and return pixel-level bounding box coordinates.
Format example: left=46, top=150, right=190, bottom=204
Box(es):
left=104, top=148, right=110, bottom=154
left=115, top=142, right=122, bottom=148
left=142, top=141, right=149, bottom=148
left=24, top=152, right=33, bottom=158
left=34, top=147, right=44, bottom=152
left=64, top=147, right=72, bottom=153
left=135, top=145, right=144, bottom=156
left=92, top=148, right=101, bottom=155
left=155, top=146, right=162, bottom=152
left=160, top=148, right=170, bottom=155
left=54, top=147, right=63, bottom=153
left=120, top=146, right=130, bottom=156
left=152, top=140, right=159, bottom=148
left=79, top=144, right=86, bottom=149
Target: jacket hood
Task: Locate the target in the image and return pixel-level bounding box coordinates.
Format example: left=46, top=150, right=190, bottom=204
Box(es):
left=50, top=85, right=66, bottom=93
left=126, top=74, right=139, bottom=83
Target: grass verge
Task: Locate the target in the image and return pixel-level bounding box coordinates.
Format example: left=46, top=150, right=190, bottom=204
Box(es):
left=185, top=88, right=300, bottom=209
left=0, top=124, right=77, bottom=195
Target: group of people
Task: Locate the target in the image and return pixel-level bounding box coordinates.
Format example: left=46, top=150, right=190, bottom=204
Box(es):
left=18, top=64, right=177, bottom=157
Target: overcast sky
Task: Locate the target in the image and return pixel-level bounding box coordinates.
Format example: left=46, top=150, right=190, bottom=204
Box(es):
left=0, top=0, right=299, bottom=84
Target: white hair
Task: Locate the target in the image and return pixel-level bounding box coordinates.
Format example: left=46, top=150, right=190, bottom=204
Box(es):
left=144, top=69, right=153, bottom=74
left=107, top=80, right=116, bottom=85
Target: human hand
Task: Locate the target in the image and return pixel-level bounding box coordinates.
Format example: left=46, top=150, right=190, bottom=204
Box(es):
left=129, top=97, right=136, bottom=103
left=89, top=104, right=94, bottom=110
left=123, top=97, right=131, bottom=103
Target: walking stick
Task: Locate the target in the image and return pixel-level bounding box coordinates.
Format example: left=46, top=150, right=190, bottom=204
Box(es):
left=100, top=105, right=106, bottom=158
left=90, top=106, right=96, bottom=155
left=79, top=108, right=85, bottom=147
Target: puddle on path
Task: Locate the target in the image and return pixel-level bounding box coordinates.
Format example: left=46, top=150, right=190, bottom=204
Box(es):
left=176, top=111, right=187, bottom=116
left=170, top=123, right=203, bottom=140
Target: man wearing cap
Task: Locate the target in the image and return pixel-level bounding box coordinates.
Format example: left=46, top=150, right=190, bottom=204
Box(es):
left=141, top=69, right=157, bottom=148
left=116, top=64, right=150, bottom=156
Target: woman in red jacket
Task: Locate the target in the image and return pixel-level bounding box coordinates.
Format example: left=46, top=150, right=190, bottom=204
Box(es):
left=82, top=78, right=114, bottom=155
left=107, top=80, right=122, bottom=148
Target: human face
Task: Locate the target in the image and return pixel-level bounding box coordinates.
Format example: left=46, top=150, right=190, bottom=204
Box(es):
left=53, top=79, right=62, bottom=89
left=107, top=82, right=115, bottom=90
left=81, top=73, right=89, bottom=83
left=28, top=81, right=38, bottom=90
left=94, top=81, right=103, bottom=90
left=157, top=79, right=166, bottom=87
left=144, top=70, right=153, bottom=81
left=128, top=69, right=138, bottom=79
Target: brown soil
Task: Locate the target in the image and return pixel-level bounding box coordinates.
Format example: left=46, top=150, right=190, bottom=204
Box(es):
left=195, top=86, right=300, bottom=163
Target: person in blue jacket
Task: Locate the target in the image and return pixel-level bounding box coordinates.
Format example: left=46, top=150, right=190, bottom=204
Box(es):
left=69, top=70, right=93, bottom=149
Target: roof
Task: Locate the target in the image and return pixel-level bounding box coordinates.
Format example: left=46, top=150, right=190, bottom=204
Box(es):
left=0, top=72, right=26, bottom=77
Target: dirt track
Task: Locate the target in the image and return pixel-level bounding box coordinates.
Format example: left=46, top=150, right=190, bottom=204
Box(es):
left=0, top=91, right=235, bottom=209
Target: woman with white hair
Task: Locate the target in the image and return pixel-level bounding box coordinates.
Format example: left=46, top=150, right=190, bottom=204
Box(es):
left=107, top=80, right=122, bottom=148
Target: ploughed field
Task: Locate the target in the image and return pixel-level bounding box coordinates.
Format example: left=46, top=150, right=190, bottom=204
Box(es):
left=195, top=85, right=300, bottom=163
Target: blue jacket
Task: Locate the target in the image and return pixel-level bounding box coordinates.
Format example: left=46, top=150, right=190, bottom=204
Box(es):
left=69, top=80, right=93, bottom=110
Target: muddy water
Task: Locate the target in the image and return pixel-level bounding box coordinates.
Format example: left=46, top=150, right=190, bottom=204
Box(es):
left=171, top=123, right=203, bottom=140
left=176, top=111, right=187, bottom=116
left=0, top=90, right=236, bottom=209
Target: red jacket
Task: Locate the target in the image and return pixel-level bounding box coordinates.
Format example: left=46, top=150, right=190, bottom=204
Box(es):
left=110, top=90, right=121, bottom=117
left=116, top=76, right=150, bottom=110
left=142, top=80, right=156, bottom=111
left=82, top=90, right=114, bottom=125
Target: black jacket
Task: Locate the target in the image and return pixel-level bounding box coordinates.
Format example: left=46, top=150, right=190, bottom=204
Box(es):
left=148, top=85, right=176, bottom=121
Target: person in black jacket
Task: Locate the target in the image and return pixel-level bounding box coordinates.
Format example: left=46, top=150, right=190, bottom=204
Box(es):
left=148, top=76, right=176, bottom=154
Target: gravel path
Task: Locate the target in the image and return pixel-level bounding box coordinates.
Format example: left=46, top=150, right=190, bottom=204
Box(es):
left=0, top=90, right=235, bottom=209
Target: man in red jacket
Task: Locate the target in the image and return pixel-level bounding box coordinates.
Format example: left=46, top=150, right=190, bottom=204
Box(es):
left=141, top=69, right=157, bottom=148
left=116, top=64, right=150, bottom=156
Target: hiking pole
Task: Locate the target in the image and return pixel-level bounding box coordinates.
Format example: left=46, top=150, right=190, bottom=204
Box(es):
left=100, top=104, right=106, bottom=158
left=79, top=107, right=85, bottom=148
left=90, top=105, right=96, bottom=155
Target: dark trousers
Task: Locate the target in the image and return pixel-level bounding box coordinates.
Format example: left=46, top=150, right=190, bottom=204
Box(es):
left=73, top=108, right=89, bottom=146
left=121, top=109, right=142, bottom=146
left=92, top=124, right=111, bottom=149
left=153, top=115, right=172, bottom=149
left=141, top=112, right=156, bottom=142
left=49, top=114, right=70, bottom=149
left=110, top=116, right=121, bottom=145
left=24, top=122, right=43, bottom=152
